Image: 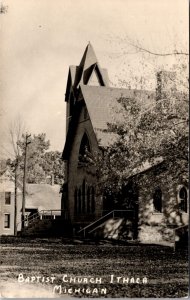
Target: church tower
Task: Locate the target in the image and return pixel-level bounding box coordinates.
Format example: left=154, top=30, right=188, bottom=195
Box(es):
left=62, top=44, right=109, bottom=230
left=64, top=43, right=109, bottom=133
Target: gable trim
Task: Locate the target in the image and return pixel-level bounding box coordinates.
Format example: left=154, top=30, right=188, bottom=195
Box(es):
left=86, top=64, right=105, bottom=86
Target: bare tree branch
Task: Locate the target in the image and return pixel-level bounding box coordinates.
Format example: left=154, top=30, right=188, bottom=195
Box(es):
left=128, top=41, right=189, bottom=57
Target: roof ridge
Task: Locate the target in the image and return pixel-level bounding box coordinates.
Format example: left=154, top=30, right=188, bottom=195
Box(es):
left=80, top=84, right=155, bottom=93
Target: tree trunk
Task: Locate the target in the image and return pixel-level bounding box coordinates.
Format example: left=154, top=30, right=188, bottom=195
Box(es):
left=14, top=163, right=18, bottom=236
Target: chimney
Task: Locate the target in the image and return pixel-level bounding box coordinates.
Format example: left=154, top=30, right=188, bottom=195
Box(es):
left=156, top=71, right=177, bottom=100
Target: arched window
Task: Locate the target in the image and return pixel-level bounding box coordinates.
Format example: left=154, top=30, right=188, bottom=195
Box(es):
left=74, top=188, right=78, bottom=215
left=82, top=180, right=86, bottom=213
left=78, top=133, right=91, bottom=163
left=179, top=186, right=187, bottom=213
left=153, top=187, right=162, bottom=213
left=78, top=189, right=81, bottom=214
left=87, top=187, right=91, bottom=213
left=91, top=187, right=95, bottom=213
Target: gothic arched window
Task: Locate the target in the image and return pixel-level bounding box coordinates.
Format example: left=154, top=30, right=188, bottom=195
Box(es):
left=78, top=133, right=91, bottom=164
left=74, top=188, right=78, bottom=215
left=82, top=180, right=86, bottom=213
left=179, top=186, right=187, bottom=213
left=91, top=187, right=95, bottom=213
left=153, top=187, right=162, bottom=213
left=78, top=189, right=81, bottom=214
left=87, top=187, right=91, bottom=213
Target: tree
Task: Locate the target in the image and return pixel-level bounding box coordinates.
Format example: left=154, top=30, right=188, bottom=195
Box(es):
left=43, top=151, right=65, bottom=185
left=0, top=2, right=8, bottom=14
left=124, top=36, right=188, bottom=57
left=92, top=70, right=188, bottom=206
left=106, top=34, right=189, bottom=94
left=18, top=133, right=50, bottom=184
left=5, top=127, right=65, bottom=232
left=6, top=117, right=26, bottom=235
left=16, top=133, right=65, bottom=185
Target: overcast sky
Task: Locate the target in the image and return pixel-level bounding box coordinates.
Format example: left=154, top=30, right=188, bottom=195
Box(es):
left=0, top=0, right=188, bottom=156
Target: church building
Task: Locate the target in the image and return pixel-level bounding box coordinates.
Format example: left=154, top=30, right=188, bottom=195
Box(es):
left=62, top=43, right=188, bottom=245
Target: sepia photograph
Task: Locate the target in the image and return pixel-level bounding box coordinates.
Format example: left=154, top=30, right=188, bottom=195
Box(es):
left=0, top=0, right=189, bottom=298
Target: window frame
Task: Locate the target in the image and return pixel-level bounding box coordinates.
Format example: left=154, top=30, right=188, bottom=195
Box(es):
left=5, top=192, right=11, bottom=205
left=177, top=185, right=188, bottom=213
left=78, top=132, right=91, bottom=166
left=152, top=187, right=163, bottom=214
left=4, top=213, right=11, bottom=229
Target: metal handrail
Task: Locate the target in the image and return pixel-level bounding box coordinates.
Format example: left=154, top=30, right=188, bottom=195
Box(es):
left=78, top=210, right=133, bottom=238
left=18, top=209, right=66, bottom=228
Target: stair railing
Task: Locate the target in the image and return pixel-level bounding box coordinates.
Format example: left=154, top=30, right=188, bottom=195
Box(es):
left=25, top=212, right=40, bottom=226
left=78, top=210, right=133, bottom=238
left=17, top=209, right=67, bottom=229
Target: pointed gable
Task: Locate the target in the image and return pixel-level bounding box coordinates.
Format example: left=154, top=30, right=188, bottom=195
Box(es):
left=78, top=43, right=108, bottom=87
left=65, top=43, right=109, bottom=102
left=88, top=69, right=101, bottom=86
left=79, top=43, right=98, bottom=74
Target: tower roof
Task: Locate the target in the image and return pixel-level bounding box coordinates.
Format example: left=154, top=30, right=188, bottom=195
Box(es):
left=79, top=42, right=98, bottom=72
left=65, top=44, right=109, bottom=100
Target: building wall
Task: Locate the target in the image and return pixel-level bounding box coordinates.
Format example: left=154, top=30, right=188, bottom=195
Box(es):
left=0, top=174, right=22, bottom=235
left=0, top=191, right=15, bottom=235
left=0, top=176, right=15, bottom=235
left=66, top=104, right=103, bottom=228
left=137, top=165, right=188, bottom=244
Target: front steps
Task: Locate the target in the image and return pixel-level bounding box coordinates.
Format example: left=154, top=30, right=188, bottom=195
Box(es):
left=77, top=210, right=136, bottom=241
left=20, top=218, right=72, bottom=237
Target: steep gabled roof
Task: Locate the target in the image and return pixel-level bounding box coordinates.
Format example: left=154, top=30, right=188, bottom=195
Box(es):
left=25, top=184, right=61, bottom=211
left=77, top=43, right=109, bottom=87
left=62, top=85, right=156, bottom=159
left=79, top=43, right=98, bottom=73
left=80, top=85, right=155, bottom=147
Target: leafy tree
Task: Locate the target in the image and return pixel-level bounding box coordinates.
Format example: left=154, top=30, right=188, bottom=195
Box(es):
left=93, top=75, right=188, bottom=204
left=43, top=151, right=65, bottom=185
left=18, top=133, right=50, bottom=184
left=17, top=133, right=64, bottom=184
left=7, top=132, right=65, bottom=185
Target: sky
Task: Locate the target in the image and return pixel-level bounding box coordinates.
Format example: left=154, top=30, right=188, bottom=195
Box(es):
left=0, top=0, right=188, bottom=157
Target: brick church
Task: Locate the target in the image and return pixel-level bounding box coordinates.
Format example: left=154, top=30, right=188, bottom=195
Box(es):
left=62, top=43, right=188, bottom=245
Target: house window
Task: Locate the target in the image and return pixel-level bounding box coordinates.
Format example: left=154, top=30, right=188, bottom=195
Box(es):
left=5, top=192, right=11, bottom=205
left=4, top=214, right=10, bottom=228
left=179, top=186, right=187, bottom=213
left=153, top=187, right=162, bottom=213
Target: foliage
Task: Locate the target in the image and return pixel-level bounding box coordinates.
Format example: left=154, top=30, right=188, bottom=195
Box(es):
left=8, top=133, right=65, bottom=185
left=43, top=151, right=65, bottom=185
left=93, top=87, right=188, bottom=197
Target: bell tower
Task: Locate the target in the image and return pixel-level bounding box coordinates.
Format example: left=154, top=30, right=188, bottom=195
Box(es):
left=64, top=43, right=109, bottom=132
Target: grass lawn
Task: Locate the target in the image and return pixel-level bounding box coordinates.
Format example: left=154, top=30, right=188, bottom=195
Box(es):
left=0, top=237, right=188, bottom=298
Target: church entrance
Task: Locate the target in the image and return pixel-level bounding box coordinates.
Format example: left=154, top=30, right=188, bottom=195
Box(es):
left=102, top=181, right=139, bottom=239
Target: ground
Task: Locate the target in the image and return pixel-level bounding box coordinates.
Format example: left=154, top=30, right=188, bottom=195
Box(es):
left=0, top=237, right=188, bottom=298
